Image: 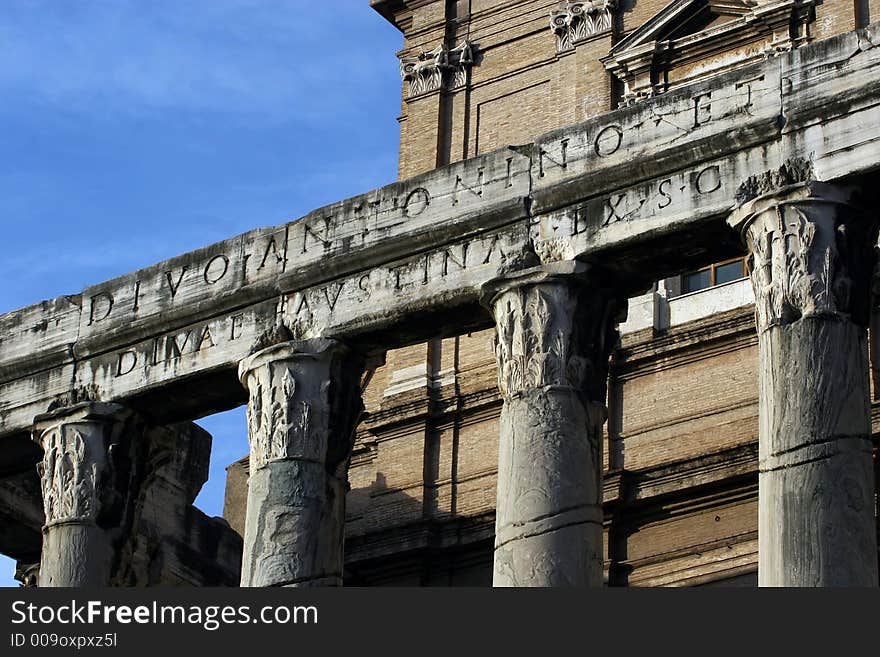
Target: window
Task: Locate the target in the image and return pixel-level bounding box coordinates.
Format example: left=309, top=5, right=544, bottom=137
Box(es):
left=681, top=258, right=747, bottom=294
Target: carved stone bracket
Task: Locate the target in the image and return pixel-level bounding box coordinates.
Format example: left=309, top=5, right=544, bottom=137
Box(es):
left=551, top=0, right=617, bottom=52
left=728, top=181, right=876, bottom=333
left=400, top=40, right=475, bottom=99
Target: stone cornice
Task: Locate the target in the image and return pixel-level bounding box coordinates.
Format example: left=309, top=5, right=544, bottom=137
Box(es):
left=370, top=0, right=437, bottom=33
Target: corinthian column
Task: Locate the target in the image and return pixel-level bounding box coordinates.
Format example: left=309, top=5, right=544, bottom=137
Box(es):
left=481, top=261, right=621, bottom=586
left=729, top=181, right=878, bottom=586
left=33, top=402, right=136, bottom=587
left=238, top=338, right=363, bottom=587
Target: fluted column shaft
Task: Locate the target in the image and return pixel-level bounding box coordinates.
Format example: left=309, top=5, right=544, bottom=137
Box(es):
left=238, top=338, right=363, bottom=587
left=729, top=181, right=878, bottom=586
left=32, top=402, right=135, bottom=587
left=482, top=262, right=621, bottom=587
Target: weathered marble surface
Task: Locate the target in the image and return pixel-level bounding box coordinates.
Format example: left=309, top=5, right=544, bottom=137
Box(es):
left=238, top=339, right=363, bottom=587
left=729, top=182, right=879, bottom=586
left=33, top=403, right=138, bottom=587
left=2, top=23, right=880, bottom=445
left=29, top=404, right=240, bottom=587
left=484, top=262, right=621, bottom=586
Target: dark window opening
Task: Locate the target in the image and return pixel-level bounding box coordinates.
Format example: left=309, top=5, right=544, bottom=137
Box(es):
left=681, top=257, right=747, bottom=294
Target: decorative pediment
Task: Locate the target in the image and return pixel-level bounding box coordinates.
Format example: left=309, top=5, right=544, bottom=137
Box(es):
left=602, top=0, right=816, bottom=105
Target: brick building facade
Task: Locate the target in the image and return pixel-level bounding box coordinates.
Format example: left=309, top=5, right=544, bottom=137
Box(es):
left=221, top=0, right=880, bottom=586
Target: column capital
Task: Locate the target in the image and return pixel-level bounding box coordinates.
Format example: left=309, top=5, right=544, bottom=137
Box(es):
left=482, top=261, right=620, bottom=586
left=480, top=262, right=624, bottom=400
left=727, top=181, right=876, bottom=332
left=33, top=400, right=131, bottom=430
left=237, top=337, right=364, bottom=587
left=238, top=337, right=363, bottom=474
left=32, top=402, right=133, bottom=529
left=237, top=337, right=351, bottom=385
left=479, top=260, right=589, bottom=305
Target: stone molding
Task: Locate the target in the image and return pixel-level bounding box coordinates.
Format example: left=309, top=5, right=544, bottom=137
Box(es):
left=400, top=40, right=475, bottom=99
left=550, top=0, right=617, bottom=52
left=728, top=182, right=876, bottom=332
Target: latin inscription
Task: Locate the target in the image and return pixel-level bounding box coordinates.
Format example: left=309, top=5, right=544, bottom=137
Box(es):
left=530, top=163, right=726, bottom=245
left=86, top=71, right=770, bottom=372
left=113, top=313, right=247, bottom=377
left=109, top=227, right=525, bottom=377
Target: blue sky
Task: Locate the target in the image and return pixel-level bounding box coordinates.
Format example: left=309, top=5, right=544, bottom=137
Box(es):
left=0, top=1, right=402, bottom=586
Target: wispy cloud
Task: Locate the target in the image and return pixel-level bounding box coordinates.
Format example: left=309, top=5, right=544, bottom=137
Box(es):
left=0, top=0, right=400, bottom=120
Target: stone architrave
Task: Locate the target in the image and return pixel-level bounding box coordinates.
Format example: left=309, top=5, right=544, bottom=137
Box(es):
left=729, top=181, right=879, bottom=587
left=481, top=261, right=622, bottom=586
left=238, top=338, right=363, bottom=587
left=32, top=402, right=137, bottom=587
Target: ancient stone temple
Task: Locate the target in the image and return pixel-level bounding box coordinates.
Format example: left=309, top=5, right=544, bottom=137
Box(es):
left=2, top=0, right=880, bottom=587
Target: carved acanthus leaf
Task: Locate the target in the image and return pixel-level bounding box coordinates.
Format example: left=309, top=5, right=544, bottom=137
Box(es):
left=732, top=184, right=875, bottom=332
left=748, top=206, right=856, bottom=330
left=550, top=1, right=617, bottom=52
left=400, top=40, right=476, bottom=99
left=245, top=364, right=315, bottom=470
left=492, top=282, right=611, bottom=398
left=533, top=237, right=575, bottom=264
left=735, top=158, right=814, bottom=205
left=37, top=427, right=101, bottom=525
